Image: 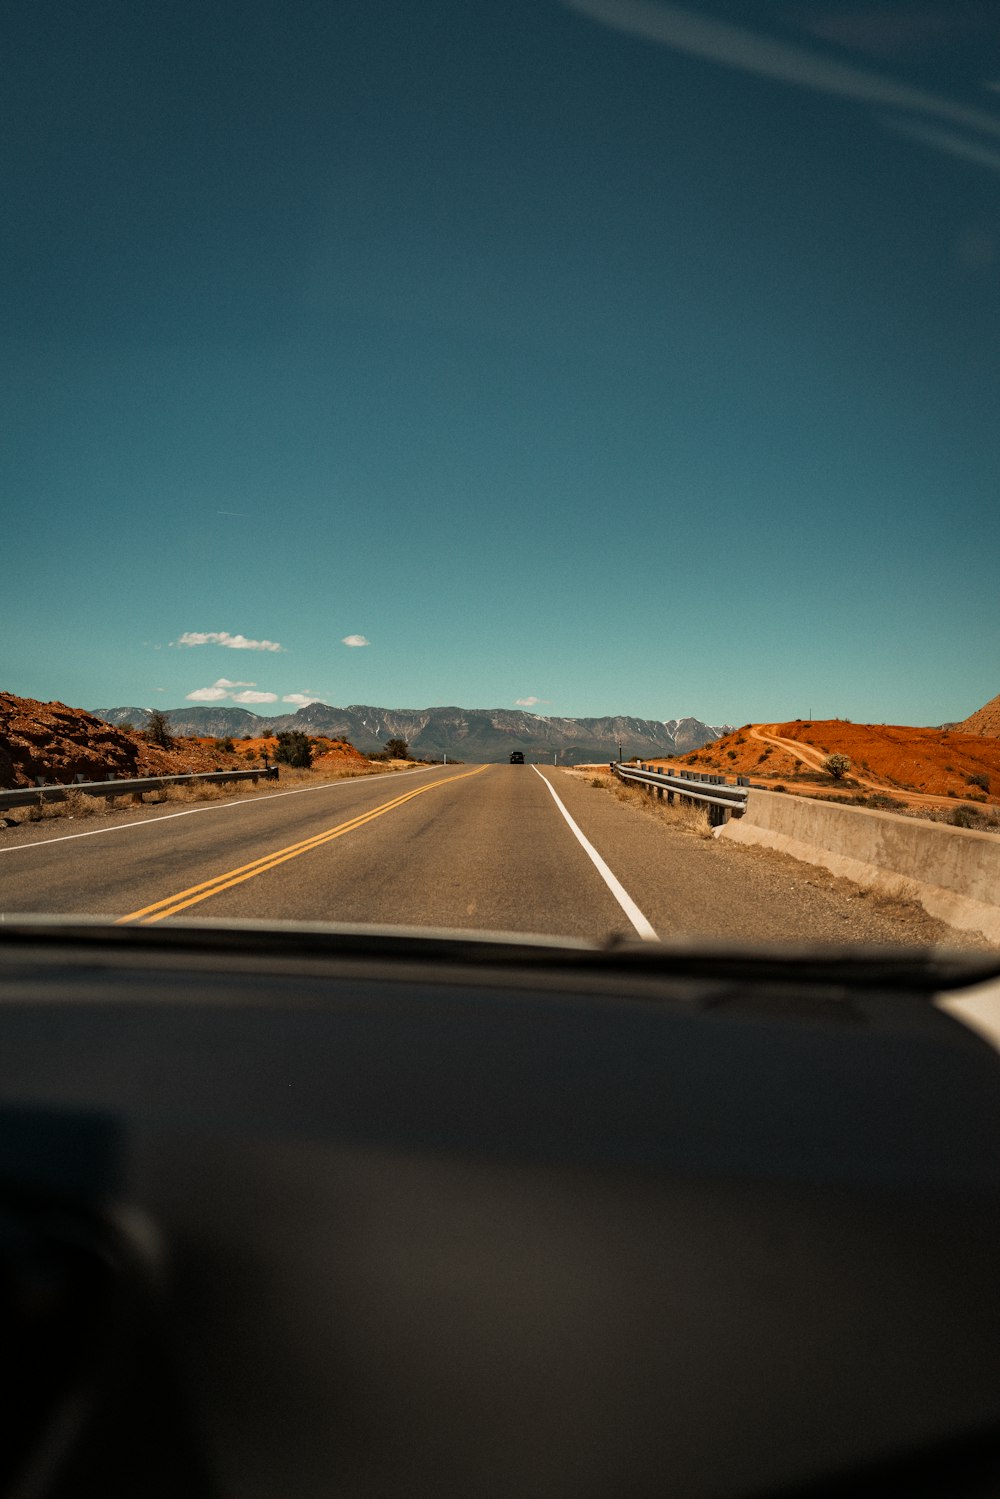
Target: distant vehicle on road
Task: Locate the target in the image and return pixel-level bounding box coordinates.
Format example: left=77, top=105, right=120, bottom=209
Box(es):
left=509, top=751, right=525, bottom=764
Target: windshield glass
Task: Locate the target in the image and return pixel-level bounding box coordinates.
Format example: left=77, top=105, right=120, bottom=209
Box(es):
left=3, top=0, right=999, bottom=952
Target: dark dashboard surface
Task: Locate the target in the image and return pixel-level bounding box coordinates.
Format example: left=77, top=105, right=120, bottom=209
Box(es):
left=2, top=919, right=1000, bottom=1498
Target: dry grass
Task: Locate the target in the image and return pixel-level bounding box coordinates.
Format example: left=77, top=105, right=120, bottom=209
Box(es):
left=10, top=788, right=110, bottom=824
left=2, top=759, right=408, bottom=826
left=585, top=769, right=713, bottom=836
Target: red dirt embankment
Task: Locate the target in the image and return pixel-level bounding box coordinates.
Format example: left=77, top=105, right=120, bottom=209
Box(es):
left=0, top=695, right=368, bottom=788
left=229, top=736, right=368, bottom=770
left=650, top=719, right=999, bottom=807
left=957, top=692, right=1000, bottom=737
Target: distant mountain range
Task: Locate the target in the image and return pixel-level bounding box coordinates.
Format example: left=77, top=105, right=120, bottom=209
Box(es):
left=90, top=703, right=734, bottom=764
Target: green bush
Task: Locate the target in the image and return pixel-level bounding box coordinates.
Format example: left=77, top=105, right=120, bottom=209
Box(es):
left=144, top=710, right=173, bottom=748
left=274, top=730, right=313, bottom=768
left=384, top=738, right=409, bottom=760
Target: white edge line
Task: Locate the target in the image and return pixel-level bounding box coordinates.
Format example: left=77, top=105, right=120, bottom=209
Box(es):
left=0, top=764, right=441, bottom=856
left=532, top=766, right=659, bottom=942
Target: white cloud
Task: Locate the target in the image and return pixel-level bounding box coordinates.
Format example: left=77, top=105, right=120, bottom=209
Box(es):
left=563, top=0, right=1000, bottom=141
left=342, top=634, right=370, bottom=647
left=516, top=696, right=550, bottom=707
left=186, top=677, right=276, bottom=704
left=173, top=631, right=284, bottom=652
left=283, top=693, right=319, bottom=706
left=883, top=117, right=1000, bottom=176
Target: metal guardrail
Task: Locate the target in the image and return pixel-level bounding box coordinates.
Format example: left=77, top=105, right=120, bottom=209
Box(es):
left=611, top=761, right=749, bottom=824
left=0, top=765, right=279, bottom=812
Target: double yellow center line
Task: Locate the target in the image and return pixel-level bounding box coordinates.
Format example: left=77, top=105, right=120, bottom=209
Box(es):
left=117, top=765, right=489, bottom=925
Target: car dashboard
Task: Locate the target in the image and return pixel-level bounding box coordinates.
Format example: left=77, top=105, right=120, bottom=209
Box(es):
left=2, top=918, right=1000, bottom=1498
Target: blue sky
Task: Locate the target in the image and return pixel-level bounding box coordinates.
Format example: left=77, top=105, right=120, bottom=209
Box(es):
left=4, top=0, right=998, bottom=727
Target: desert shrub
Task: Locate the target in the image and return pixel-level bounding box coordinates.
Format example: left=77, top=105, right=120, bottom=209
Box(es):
left=951, top=805, right=979, bottom=829
left=144, top=710, right=173, bottom=748
left=274, top=730, right=313, bottom=768
left=966, top=772, right=990, bottom=792
left=219, top=736, right=235, bottom=752
left=772, top=784, right=786, bottom=793
left=727, top=750, right=737, bottom=760
left=854, top=793, right=906, bottom=812
left=384, top=738, right=409, bottom=760
left=823, top=753, right=851, bottom=781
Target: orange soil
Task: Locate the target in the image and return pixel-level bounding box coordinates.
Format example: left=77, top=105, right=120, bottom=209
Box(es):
left=0, top=695, right=374, bottom=789
left=230, top=736, right=368, bottom=769
left=648, top=720, right=1000, bottom=808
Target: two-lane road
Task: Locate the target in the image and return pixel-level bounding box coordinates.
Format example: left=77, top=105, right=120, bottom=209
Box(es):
left=0, top=765, right=655, bottom=940
left=0, top=763, right=969, bottom=945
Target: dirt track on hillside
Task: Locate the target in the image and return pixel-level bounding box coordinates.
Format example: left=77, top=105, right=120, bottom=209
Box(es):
left=748, top=727, right=961, bottom=809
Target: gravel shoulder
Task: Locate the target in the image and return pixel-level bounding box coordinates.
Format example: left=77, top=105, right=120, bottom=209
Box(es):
left=555, top=769, right=996, bottom=951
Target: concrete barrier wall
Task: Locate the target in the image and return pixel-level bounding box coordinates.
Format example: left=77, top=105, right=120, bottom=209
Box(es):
left=718, top=791, right=1000, bottom=945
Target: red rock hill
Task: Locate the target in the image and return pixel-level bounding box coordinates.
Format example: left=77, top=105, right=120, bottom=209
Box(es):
left=0, top=693, right=371, bottom=789
left=956, top=692, right=1000, bottom=737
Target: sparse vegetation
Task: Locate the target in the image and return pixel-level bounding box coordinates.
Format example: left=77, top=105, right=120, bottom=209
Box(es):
left=850, top=792, right=906, bottom=812
left=384, top=737, right=410, bottom=760
left=144, top=710, right=173, bottom=749
left=585, top=769, right=712, bottom=836
left=823, top=753, right=851, bottom=781
left=966, top=772, right=990, bottom=793
left=274, top=730, right=313, bottom=768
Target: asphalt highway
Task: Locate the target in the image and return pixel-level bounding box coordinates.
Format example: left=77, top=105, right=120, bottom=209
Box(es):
left=0, top=764, right=970, bottom=946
